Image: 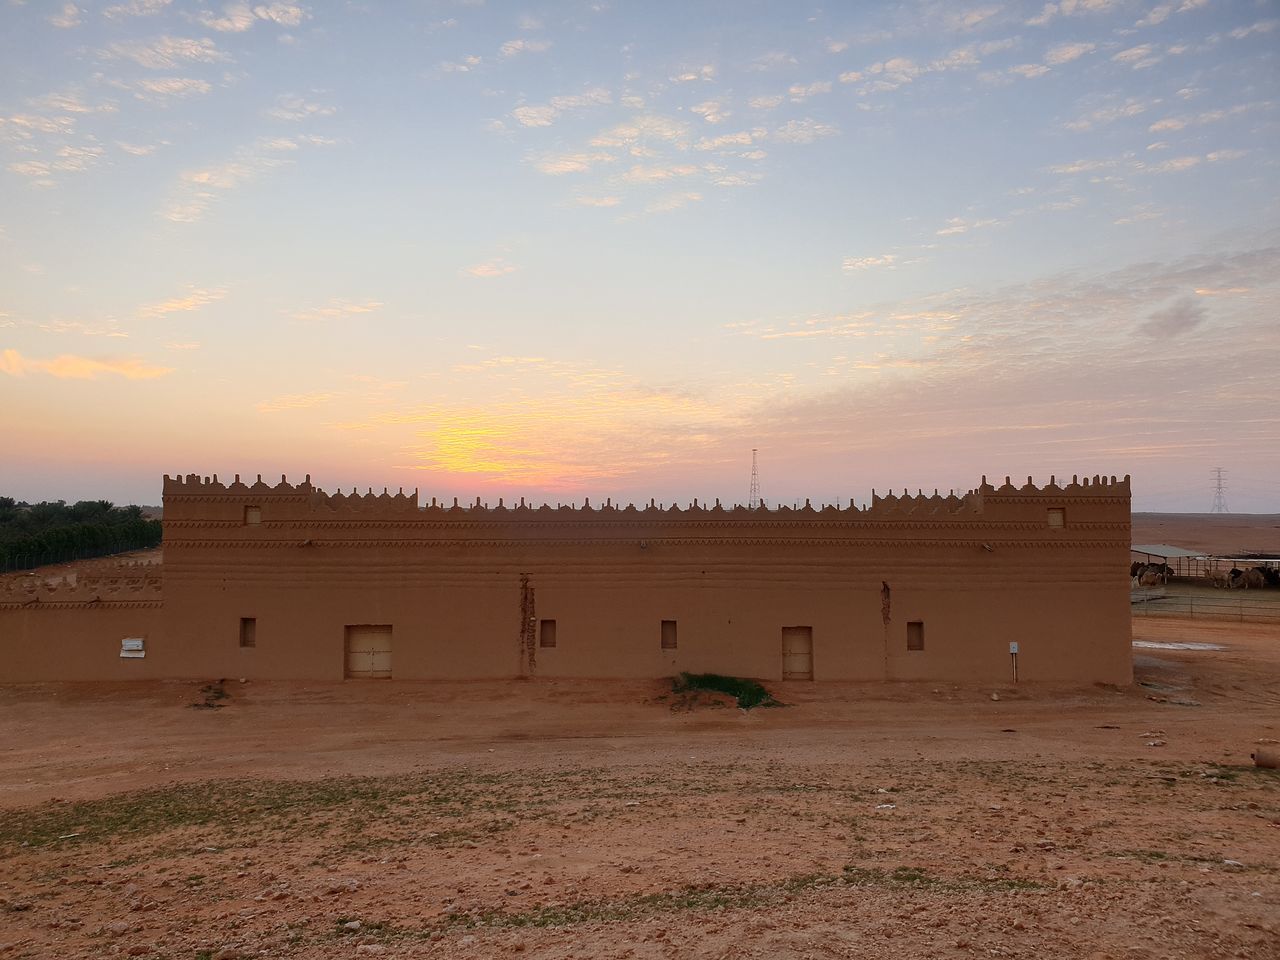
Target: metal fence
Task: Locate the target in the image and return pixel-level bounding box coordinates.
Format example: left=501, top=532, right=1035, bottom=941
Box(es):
left=1131, top=586, right=1280, bottom=623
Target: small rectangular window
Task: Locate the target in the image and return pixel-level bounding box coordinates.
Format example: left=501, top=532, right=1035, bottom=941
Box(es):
left=244, top=505, right=262, bottom=525
left=1047, top=507, right=1065, bottom=529
left=539, top=619, right=557, bottom=648
left=239, top=617, right=256, bottom=648
left=661, top=619, right=678, bottom=649
left=907, top=620, right=924, bottom=651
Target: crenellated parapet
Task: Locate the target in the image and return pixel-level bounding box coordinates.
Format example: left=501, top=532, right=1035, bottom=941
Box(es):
left=163, top=473, right=420, bottom=523
left=867, top=474, right=1129, bottom=519
left=160, top=471, right=1129, bottom=550
left=976, top=473, right=1130, bottom=498
left=0, top=574, right=163, bottom=607
left=163, top=472, right=1129, bottom=525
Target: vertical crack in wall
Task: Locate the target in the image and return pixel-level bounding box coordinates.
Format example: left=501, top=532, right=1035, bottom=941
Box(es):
left=880, top=580, right=892, bottom=678
left=519, top=573, right=536, bottom=673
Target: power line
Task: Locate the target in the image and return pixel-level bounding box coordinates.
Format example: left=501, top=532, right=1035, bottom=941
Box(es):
left=1210, top=467, right=1229, bottom=514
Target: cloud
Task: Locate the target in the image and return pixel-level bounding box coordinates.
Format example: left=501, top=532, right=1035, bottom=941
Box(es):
left=1144, top=155, right=1200, bottom=173
left=1027, top=0, right=1122, bottom=27
left=1044, top=41, right=1095, bottom=65
left=290, top=298, right=383, bottom=320
left=1047, top=157, right=1120, bottom=175
left=0, top=348, right=173, bottom=380
left=1008, top=63, right=1050, bottom=79
left=691, top=99, right=731, bottom=123
left=590, top=114, right=689, bottom=148
left=1112, top=44, right=1161, bottom=68
left=116, top=141, right=159, bottom=156
left=575, top=195, right=622, bottom=207
left=750, top=52, right=796, bottom=72
left=160, top=134, right=335, bottom=222
left=138, top=286, right=227, bottom=319
left=621, top=163, right=699, bottom=184
left=843, top=255, right=897, bottom=271
left=29, top=91, right=117, bottom=116
left=787, top=80, right=832, bottom=102
left=196, top=3, right=308, bottom=32
left=1, top=113, right=76, bottom=138
left=440, top=56, right=482, bottom=73
left=464, top=259, right=518, bottom=278
left=499, top=37, right=551, bottom=57
left=671, top=65, right=717, bottom=83
left=511, top=87, right=611, bottom=127
left=772, top=118, right=836, bottom=144
left=252, top=3, right=307, bottom=26
left=646, top=191, right=702, bottom=213
left=749, top=94, right=784, bottom=109
left=949, top=6, right=1001, bottom=30
left=49, top=3, right=81, bottom=28
left=861, top=57, right=923, bottom=92
left=712, top=171, right=762, bottom=188
left=713, top=244, right=1280, bottom=503
left=7, top=139, right=107, bottom=185
left=1146, top=103, right=1256, bottom=133
left=367, top=358, right=740, bottom=488
left=263, top=94, right=335, bottom=121
left=936, top=216, right=1003, bottom=236
left=135, top=77, right=213, bottom=99
left=1064, top=98, right=1147, bottom=132
left=104, top=0, right=172, bottom=17
left=257, top=391, right=336, bottom=413
left=1136, top=1, right=1206, bottom=28
left=105, top=36, right=229, bottom=69
left=36, top=318, right=128, bottom=338
left=694, top=130, right=761, bottom=152
left=532, top=151, right=614, bottom=175
left=1138, top=297, right=1206, bottom=337
left=1229, top=19, right=1278, bottom=40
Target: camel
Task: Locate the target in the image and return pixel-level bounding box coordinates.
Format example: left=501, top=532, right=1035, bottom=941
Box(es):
left=1203, top=569, right=1230, bottom=589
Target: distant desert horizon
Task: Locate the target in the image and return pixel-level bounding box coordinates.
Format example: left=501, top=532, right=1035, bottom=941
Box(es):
left=1132, top=512, right=1280, bottom=557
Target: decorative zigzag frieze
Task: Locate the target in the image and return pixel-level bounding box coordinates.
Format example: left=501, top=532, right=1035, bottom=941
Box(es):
left=163, top=537, right=1129, bottom=550
left=0, top=599, right=163, bottom=610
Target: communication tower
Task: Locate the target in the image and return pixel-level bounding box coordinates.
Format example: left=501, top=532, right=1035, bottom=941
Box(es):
left=749, top=449, right=762, bottom=510
left=1210, top=467, right=1229, bottom=514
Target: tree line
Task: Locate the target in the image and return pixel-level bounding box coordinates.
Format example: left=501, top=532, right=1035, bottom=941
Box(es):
left=0, top=498, right=161, bottom=573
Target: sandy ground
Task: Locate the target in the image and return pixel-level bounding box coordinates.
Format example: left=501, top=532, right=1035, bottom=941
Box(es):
left=0, top=617, right=1277, bottom=960
left=1132, top=514, right=1280, bottom=557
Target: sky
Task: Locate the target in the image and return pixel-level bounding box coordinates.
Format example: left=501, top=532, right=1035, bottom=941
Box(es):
left=1, top=0, right=1277, bottom=512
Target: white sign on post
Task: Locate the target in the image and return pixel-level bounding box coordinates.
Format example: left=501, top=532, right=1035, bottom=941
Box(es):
left=1009, top=641, right=1019, bottom=655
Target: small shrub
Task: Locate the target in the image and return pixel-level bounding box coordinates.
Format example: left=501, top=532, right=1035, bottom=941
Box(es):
left=672, top=673, right=780, bottom=710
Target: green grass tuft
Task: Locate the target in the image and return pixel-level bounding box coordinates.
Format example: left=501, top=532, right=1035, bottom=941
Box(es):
left=673, top=673, right=780, bottom=710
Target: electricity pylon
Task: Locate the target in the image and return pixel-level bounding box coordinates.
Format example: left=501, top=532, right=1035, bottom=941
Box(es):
left=1210, top=467, right=1229, bottom=514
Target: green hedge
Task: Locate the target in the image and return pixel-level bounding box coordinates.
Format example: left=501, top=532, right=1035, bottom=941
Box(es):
left=0, top=497, right=161, bottom=572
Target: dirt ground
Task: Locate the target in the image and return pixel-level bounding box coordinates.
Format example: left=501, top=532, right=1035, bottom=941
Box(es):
left=1, top=616, right=1277, bottom=960
left=1131, top=513, right=1280, bottom=557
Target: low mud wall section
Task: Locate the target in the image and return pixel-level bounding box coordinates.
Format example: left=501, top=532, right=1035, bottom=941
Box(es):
left=0, top=603, right=164, bottom=682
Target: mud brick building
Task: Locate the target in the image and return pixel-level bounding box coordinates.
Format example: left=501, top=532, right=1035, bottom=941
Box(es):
left=2, top=472, right=1132, bottom=685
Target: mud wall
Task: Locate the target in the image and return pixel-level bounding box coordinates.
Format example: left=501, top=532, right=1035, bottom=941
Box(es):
left=0, top=576, right=163, bottom=681
left=136, top=472, right=1133, bottom=685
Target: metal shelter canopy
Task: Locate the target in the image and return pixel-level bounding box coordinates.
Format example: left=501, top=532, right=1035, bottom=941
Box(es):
left=1131, top=544, right=1207, bottom=560
left=1131, top=543, right=1209, bottom=579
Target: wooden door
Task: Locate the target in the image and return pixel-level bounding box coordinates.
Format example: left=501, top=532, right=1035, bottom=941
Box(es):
left=345, top=624, right=392, bottom=679
left=782, top=626, right=813, bottom=680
